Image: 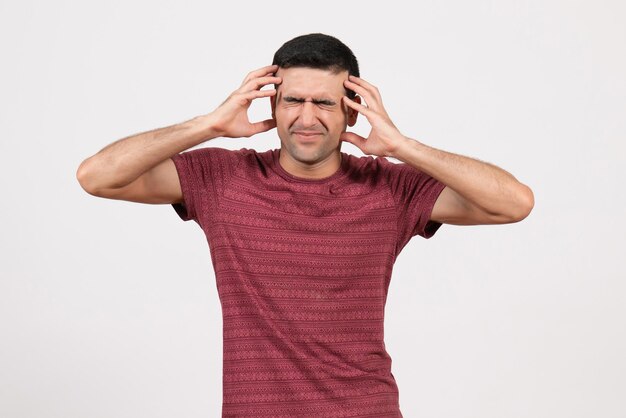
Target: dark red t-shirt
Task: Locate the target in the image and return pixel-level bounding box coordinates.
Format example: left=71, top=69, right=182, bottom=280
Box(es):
left=171, top=146, right=446, bottom=417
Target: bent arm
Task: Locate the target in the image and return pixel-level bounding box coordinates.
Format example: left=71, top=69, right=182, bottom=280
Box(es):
left=392, top=138, right=534, bottom=225
left=76, top=113, right=219, bottom=204
left=76, top=64, right=280, bottom=204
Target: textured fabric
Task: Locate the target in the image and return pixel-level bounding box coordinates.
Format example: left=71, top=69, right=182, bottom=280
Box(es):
left=171, top=146, right=446, bottom=417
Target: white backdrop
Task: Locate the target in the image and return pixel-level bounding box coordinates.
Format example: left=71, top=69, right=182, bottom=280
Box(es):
left=1, top=1, right=625, bottom=417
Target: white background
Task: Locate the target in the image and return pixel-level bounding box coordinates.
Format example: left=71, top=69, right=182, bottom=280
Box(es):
left=1, top=1, right=625, bottom=417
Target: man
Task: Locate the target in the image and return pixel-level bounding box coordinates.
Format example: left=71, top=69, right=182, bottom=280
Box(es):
left=77, top=33, right=533, bottom=417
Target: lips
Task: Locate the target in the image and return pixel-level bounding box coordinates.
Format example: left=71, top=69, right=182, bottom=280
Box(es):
left=293, top=131, right=322, bottom=136
left=293, top=131, right=323, bottom=142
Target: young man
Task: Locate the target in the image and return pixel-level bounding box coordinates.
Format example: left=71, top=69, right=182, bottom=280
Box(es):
left=77, top=33, right=533, bottom=417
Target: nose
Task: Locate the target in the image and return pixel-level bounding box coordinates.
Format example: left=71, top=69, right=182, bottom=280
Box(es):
left=299, top=101, right=317, bottom=127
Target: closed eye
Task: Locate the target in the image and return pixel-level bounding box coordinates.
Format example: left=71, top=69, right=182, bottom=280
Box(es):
left=283, top=96, right=337, bottom=107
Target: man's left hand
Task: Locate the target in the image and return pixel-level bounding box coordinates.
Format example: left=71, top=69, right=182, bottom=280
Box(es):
left=341, top=75, right=409, bottom=158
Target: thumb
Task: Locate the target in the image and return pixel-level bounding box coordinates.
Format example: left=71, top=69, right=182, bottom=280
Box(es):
left=249, top=118, right=276, bottom=136
left=340, top=131, right=366, bottom=149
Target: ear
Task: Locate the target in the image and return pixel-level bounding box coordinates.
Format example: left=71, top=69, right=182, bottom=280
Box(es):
left=347, top=95, right=361, bottom=127
left=270, top=94, right=276, bottom=119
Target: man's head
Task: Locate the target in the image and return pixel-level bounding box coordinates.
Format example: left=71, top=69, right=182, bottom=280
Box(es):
left=271, top=33, right=360, bottom=99
left=269, top=33, right=362, bottom=169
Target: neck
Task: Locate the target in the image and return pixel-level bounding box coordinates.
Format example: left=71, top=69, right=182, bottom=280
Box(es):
left=278, top=148, right=342, bottom=179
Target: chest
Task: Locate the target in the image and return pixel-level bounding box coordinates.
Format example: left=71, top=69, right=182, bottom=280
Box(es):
left=203, top=177, right=399, bottom=275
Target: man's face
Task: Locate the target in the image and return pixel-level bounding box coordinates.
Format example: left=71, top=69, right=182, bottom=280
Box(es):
left=270, top=67, right=359, bottom=165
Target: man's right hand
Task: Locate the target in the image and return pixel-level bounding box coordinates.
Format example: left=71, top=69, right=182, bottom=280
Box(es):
left=210, top=64, right=282, bottom=139
left=77, top=64, right=282, bottom=205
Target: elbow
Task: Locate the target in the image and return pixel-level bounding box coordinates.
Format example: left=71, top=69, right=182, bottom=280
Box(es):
left=508, top=184, right=534, bottom=223
left=76, top=159, right=91, bottom=192
left=76, top=158, right=102, bottom=196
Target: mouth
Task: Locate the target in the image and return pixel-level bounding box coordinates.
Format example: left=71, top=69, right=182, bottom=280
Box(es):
left=293, top=131, right=323, bottom=141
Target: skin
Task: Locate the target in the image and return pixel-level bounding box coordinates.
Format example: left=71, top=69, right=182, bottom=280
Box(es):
left=269, top=67, right=360, bottom=179
left=77, top=63, right=533, bottom=225
left=76, top=65, right=283, bottom=203
left=270, top=67, right=534, bottom=225
left=340, top=75, right=534, bottom=224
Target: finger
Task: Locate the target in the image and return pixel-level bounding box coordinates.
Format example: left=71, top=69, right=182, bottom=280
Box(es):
left=223, top=89, right=275, bottom=109
left=344, top=79, right=382, bottom=113
left=241, top=64, right=279, bottom=86
left=242, top=75, right=281, bottom=90
left=242, top=64, right=279, bottom=81
left=340, top=131, right=367, bottom=149
left=237, top=76, right=282, bottom=93
left=242, top=88, right=277, bottom=100
left=342, top=95, right=375, bottom=118
left=240, top=76, right=282, bottom=93
left=248, top=118, right=276, bottom=136
left=348, top=75, right=383, bottom=103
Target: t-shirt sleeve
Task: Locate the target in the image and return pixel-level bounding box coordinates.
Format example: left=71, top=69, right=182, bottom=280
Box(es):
left=170, top=146, right=238, bottom=224
left=384, top=159, right=447, bottom=252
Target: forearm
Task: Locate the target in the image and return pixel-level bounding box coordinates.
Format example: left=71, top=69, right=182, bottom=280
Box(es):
left=77, top=113, right=218, bottom=190
left=392, top=137, right=534, bottom=219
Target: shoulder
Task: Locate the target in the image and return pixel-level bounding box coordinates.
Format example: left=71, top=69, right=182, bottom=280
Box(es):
left=177, top=145, right=252, bottom=164
left=184, top=145, right=246, bottom=157
left=374, top=155, right=431, bottom=182
left=345, top=153, right=408, bottom=179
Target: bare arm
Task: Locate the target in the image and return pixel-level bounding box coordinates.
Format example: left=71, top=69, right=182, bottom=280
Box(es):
left=76, top=64, right=282, bottom=204
left=76, top=115, right=217, bottom=203
left=393, top=139, right=534, bottom=225
left=340, top=74, right=534, bottom=225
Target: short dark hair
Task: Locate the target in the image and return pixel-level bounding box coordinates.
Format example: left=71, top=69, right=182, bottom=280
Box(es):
left=272, top=33, right=360, bottom=99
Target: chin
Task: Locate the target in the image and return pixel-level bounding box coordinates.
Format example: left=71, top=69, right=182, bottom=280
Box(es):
left=288, top=142, right=330, bottom=162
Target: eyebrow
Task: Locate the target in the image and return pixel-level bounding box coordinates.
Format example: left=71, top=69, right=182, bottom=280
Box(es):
left=282, top=95, right=337, bottom=106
